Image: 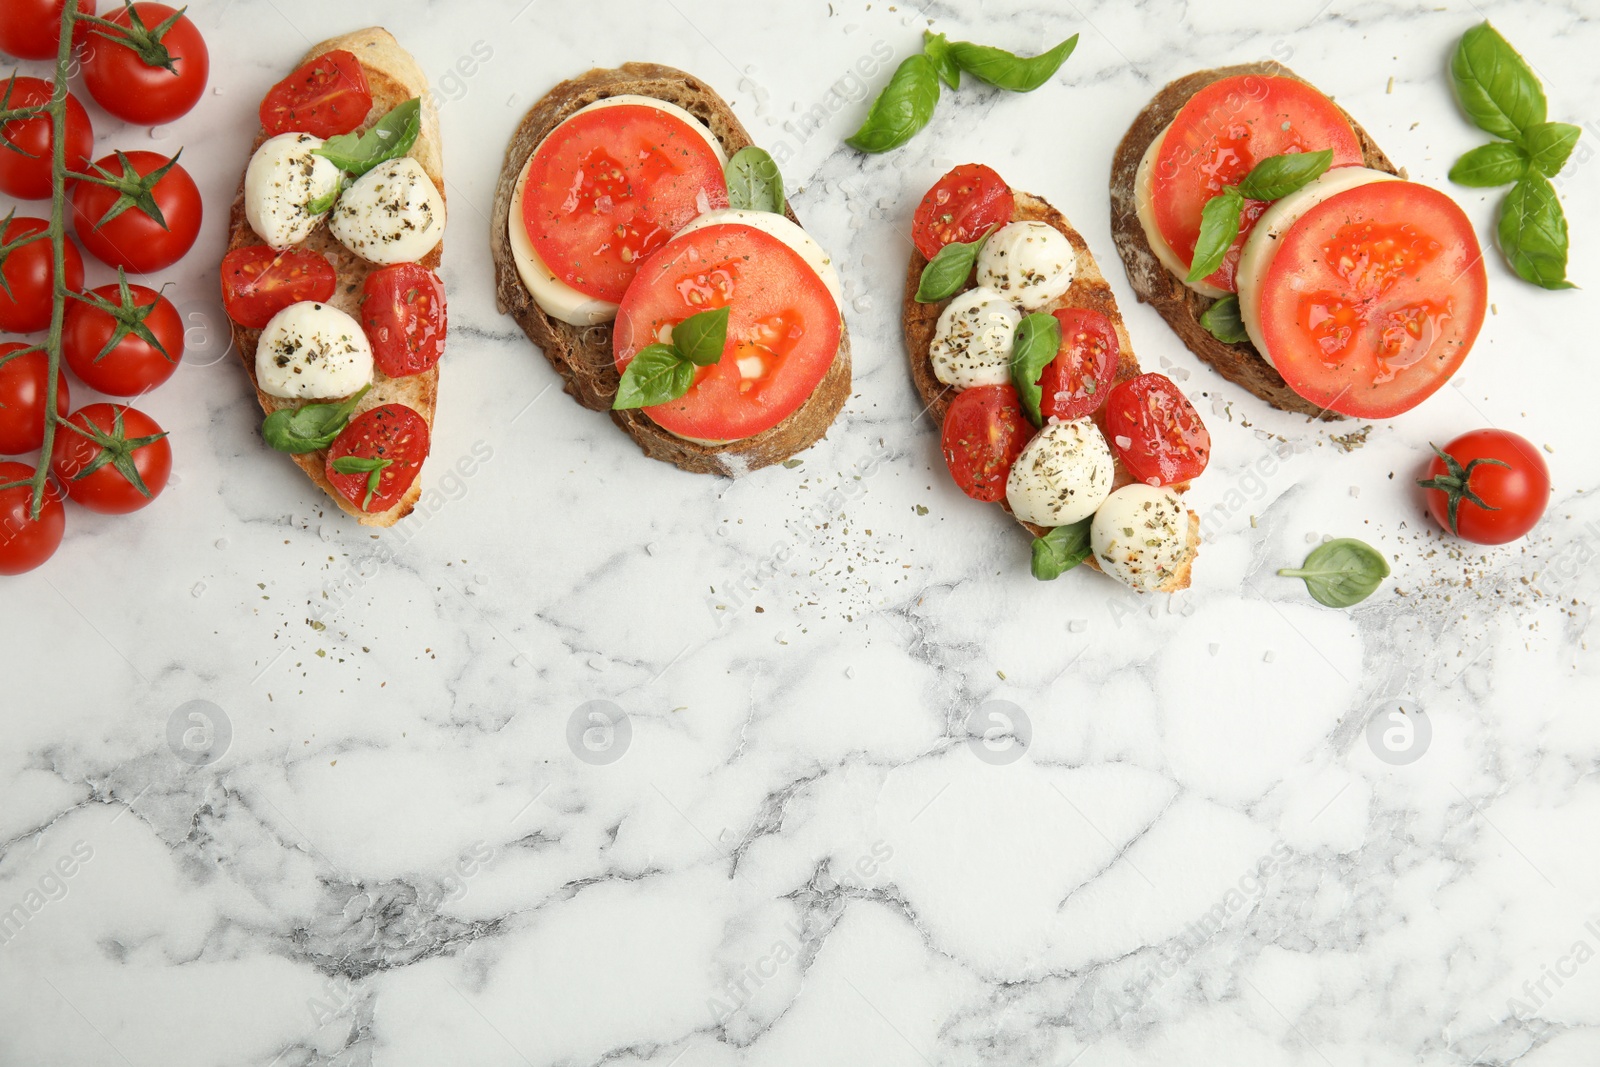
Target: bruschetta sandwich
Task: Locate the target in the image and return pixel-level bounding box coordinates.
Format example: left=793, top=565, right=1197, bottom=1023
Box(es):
left=491, top=63, right=850, bottom=476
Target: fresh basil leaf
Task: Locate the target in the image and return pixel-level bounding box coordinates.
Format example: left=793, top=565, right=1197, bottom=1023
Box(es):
left=1010, top=312, right=1061, bottom=426
left=846, top=54, right=940, bottom=154
left=1238, top=149, right=1333, bottom=200
left=923, top=31, right=960, bottom=89
left=1030, top=517, right=1093, bottom=580
left=613, top=344, right=696, bottom=409
left=1199, top=295, right=1250, bottom=345
left=331, top=454, right=393, bottom=510
left=673, top=306, right=730, bottom=367
left=1448, top=141, right=1529, bottom=187
left=1497, top=173, right=1575, bottom=290
left=1450, top=22, right=1546, bottom=141
left=914, top=230, right=991, bottom=303
left=1522, top=121, right=1581, bottom=177
left=314, top=98, right=422, bottom=176
left=725, top=146, right=785, bottom=214
left=260, top=385, right=371, bottom=453
left=304, top=179, right=344, bottom=216
left=948, top=33, right=1078, bottom=93
left=1186, top=186, right=1243, bottom=284
left=1277, top=537, right=1390, bottom=608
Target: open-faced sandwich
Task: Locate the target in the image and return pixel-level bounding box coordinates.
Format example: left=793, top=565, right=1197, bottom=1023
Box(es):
left=904, top=165, right=1208, bottom=593
left=491, top=63, right=849, bottom=477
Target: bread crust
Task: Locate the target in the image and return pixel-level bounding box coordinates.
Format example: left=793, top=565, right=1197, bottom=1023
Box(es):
left=1108, top=62, right=1398, bottom=419
left=225, top=27, right=444, bottom=528
left=490, top=63, right=850, bottom=477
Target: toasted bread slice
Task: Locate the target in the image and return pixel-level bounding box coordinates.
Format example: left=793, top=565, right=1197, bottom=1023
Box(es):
left=903, top=190, right=1199, bottom=593
left=490, top=62, right=850, bottom=477
left=225, top=28, right=444, bottom=528
left=1108, top=62, right=1398, bottom=419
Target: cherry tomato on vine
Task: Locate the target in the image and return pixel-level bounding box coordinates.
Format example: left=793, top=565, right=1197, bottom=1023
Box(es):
left=1419, top=429, right=1550, bottom=545
left=0, top=215, right=85, bottom=334
left=360, top=263, right=447, bottom=378
left=80, top=2, right=208, bottom=125
left=70, top=150, right=201, bottom=273
left=0, top=460, right=65, bottom=575
left=0, top=76, right=93, bottom=200
left=49, top=402, right=170, bottom=513
left=63, top=280, right=183, bottom=396
left=0, top=0, right=98, bottom=60
left=0, top=342, right=69, bottom=454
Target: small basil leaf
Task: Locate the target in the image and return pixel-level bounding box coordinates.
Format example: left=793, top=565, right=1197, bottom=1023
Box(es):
left=314, top=98, right=422, bottom=176
left=613, top=344, right=696, bottom=409
left=1497, top=173, right=1575, bottom=290
left=1277, top=537, right=1390, bottom=608
left=1522, top=121, right=1581, bottom=177
left=260, top=384, right=371, bottom=453
left=304, top=177, right=345, bottom=216
left=846, top=54, right=940, bottom=154
left=1199, top=295, right=1250, bottom=345
left=331, top=454, right=392, bottom=510
left=1030, top=517, right=1093, bottom=580
left=1186, top=186, right=1243, bottom=284
left=923, top=31, right=960, bottom=89
left=725, top=146, right=785, bottom=214
left=673, top=306, right=730, bottom=367
left=948, top=33, right=1078, bottom=93
left=1010, top=312, right=1061, bottom=426
left=915, top=230, right=990, bottom=303
left=1238, top=149, right=1333, bottom=201
left=1448, top=141, right=1529, bottom=187
left=1451, top=22, right=1546, bottom=141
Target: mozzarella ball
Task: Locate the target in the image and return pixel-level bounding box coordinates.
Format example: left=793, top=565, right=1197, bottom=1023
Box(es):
left=929, top=286, right=1021, bottom=389
left=1005, top=418, right=1114, bottom=527
left=976, top=221, right=1077, bottom=310
left=329, top=157, right=446, bottom=265
left=245, top=133, right=343, bottom=250
left=1091, top=484, right=1195, bottom=592
left=255, top=301, right=373, bottom=399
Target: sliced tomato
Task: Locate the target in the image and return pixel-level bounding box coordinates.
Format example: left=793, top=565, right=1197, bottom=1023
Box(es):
left=941, top=384, right=1031, bottom=503
left=1151, top=75, right=1363, bottom=292
left=912, top=163, right=1014, bottom=260
left=221, top=246, right=336, bottom=330
left=360, top=263, right=446, bottom=378
left=0, top=77, right=93, bottom=201
left=523, top=104, right=728, bottom=303
left=259, top=49, right=372, bottom=138
left=325, top=404, right=428, bottom=513
left=614, top=223, right=840, bottom=443
left=1105, top=373, right=1210, bottom=486
left=1257, top=181, right=1486, bottom=419
left=1038, top=308, right=1119, bottom=422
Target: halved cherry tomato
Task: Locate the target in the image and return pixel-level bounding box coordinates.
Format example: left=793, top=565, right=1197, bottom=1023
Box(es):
left=912, top=163, right=1014, bottom=260
left=941, top=384, right=1031, bottom=503
left=325, top=403, right=429, bottom=513
left=1257, top=181, right=1486, bottom=419
left=70, top=150, right=201, bottom=273
left=0, top=460, right=64, bottom=576
left=1105, top=373, right=1210, bottom=486
left=614, top=222, right=840, bottom=443
left=49, top=402, right=170, bottom=514
left=1419, top=429, right=1549, bottom=545
left=260, top=49, right=372, bottom=138
left=0, top=215, right=84, bottom=334
left=360, top=263, right=446, bottom=379
left=220, top=246, right=337, bottom=330
left=0, top=76, right=93, bottom=200
left=0, top=343, right=68, bottom=454
left=1151, top=75, right=1363, bottom=292
left=80, top=2, right=209, bottom=125
left=1038, top=308, right=1119, bottom=422
left=524, top=104, right=729, bottom=304
left=0, top=0, right=98, bottom=59
left=63, top=282, right=182, bottom=396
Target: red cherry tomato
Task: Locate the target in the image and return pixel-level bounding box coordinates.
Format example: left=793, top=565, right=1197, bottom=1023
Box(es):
left=1038, top=308, right=1120, bottom=422
left=1419, top=429, right=1550, bottom=545
left=0, top=215, right=85, bottom=334
left=0, top=76, right=93, bottom=200
left=63, top=282, right=182, bottom=396
left=0, top=342, right=69, bottom=454
left=49, top=402, right=170, bottom=513
left=940, top=384, right=1032, bottom=503
left=912, top=163, right=1015, bottom=260
left=259, top=49, right=372, bottom=138
left=360, top=263, right=447, bottom=378
left=80, top=2, right=208, bottom=125
left=220, top=246, right=338, bottom=330
left=325, top=404, right=429, bottom=513
left=0, top=460, right=64, bottom=575
left=0, top=0, right=98, bottom=59
left=1105, top=373, right=1211, bottom=486
left=71, top=150, right=202, bottom=273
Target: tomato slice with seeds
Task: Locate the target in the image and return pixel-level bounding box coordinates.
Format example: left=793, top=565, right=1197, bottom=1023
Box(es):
left=614, top=222, right=840, bottom=443
left=1105, top=373, right=1210, bottom=486
left=221, top=246, right=338, bottom=330
left=259, top=50, right=373, bottom=138
left=1151, top=75, right=1363, bottom=292
left=360, top=263, right=447, bottom=378
left=1258, top=181, right=1486, bottom=419
left=325, top=404, right=429, bottom=513
left=912, top=163, right=1015, bottom=260
left=1038, top=308, right=1120, bottom=422
left=941, top=384, right=1032, bottom=503
left=523, top=104, right=729, bottom=304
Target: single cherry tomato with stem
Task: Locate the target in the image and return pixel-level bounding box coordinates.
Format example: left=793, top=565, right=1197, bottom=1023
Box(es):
left=63, top=272, right=182, bottom=396
left=0, top=460, right=65, bottom=575
left=325, top=404, right=429, bottom=513
left=0, top=215, right=85, bottom=334
left=0, top=0, right=98, bottom=60
left=912, top=163, right=1015, bottom=261
left=1418, top=429, right=1550, bottom=545
left=360, top=263, right=447, bottom=379
left=49, top=402, right=170, bottom=514
left=0, top=75, right=93, bottom=201
left=0, top=342, right=69, bottom=454
left=79, top=1, right=208, bottom=125
left=220, top=246, right=337, bottom=330
left=70, top=150, right=201, bottom=273
left=940, top=383, right=1032, bottom=503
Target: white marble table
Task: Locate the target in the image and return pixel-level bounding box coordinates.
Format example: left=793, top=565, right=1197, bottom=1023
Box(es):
left=3, top=0, right=1599, bottom=1063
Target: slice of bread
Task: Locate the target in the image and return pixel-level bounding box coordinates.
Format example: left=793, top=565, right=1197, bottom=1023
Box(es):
left=225, top=28, right=443, bottom=529
left=1108, top=62, right=1397, bottom=419
left=903, top=190, right=1199, bottom=593
left=490, top=63, right=850, bottom=477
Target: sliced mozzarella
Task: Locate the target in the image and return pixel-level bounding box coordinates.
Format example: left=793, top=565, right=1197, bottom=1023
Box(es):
left=244, top=133, right=343, bottom=251
left=676, top=209, right=841, bottom=311
left=255, top=301, right=373, bottom=400
left=1091, top=484, right=1195, bottom=593
left=975, top=221, right=1076, bottom=310
left=1133, top=124, right=1227, bottom=300
left=1235, top=166, right=1398, bottom=368
left=1005, top=418, right=1114, bottom=527
left=928, top=287, right=1020, bottom=389
left=329, top=157, right=445, bottom=265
